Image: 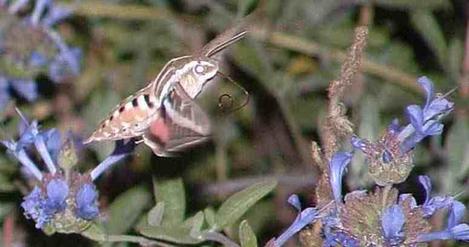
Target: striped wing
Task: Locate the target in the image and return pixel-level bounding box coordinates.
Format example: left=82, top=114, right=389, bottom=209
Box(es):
left=143, top=83, right=211, bottom=156
left=84, top=83, right=159, bottom=143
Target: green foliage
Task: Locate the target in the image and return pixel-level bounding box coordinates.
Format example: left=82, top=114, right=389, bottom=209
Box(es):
left=106, top=187, right=152, bottom=234
left=443, top=116, right=469, bottom=193
left=239, top=220, right=258, bottom=247
left=153, top=178, right=186, bottom=226
left=137, top=178, right=276, bottom=245
left=214, top=179, right=277, bottom=230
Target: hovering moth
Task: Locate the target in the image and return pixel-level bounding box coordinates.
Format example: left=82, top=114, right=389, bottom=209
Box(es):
left=84, top=30, right=247, bottom=156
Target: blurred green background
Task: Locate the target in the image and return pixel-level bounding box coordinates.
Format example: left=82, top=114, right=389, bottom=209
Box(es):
left=0, top=0, right=467, bottom=246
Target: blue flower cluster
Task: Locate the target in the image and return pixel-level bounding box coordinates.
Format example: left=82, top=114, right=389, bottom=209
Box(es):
left=1, top=111, right=135, bottom=233
left=0, top=0, right=81, bottom=111
left=351, top=77, right=454, bottom=185
left=270, top=77, right=467, bottom=246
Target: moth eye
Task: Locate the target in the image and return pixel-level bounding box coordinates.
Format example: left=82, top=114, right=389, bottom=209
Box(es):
left=194, top=65, right=205, bottom=74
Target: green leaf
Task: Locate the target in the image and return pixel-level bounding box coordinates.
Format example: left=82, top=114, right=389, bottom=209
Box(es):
left=153, top=178, right=186, bottom=226
left=237, top=0, right=258, bottom=17
left=139, top=225, right=202, bottom=244
left=204, top=207, right=216, bottom=228
left=147, top=202, right=165, bottom=227
left=350, top=96, right=379, bottom=188
left=447, top=38, right=463, bottom=82
left=0, top=174, right=14, bottom=192
left=239, top=220, right=258, bottom=247
left=214, top=179, right=277, bottom=230
left=184, top=211, right=204, bottom=237
left=107, top=187, right=151, bottom=234
left=81, top=223, right=107, bottom=242
left=444, top=116, right=469, bottom=193
left=410, top=10, right=447, bottom=70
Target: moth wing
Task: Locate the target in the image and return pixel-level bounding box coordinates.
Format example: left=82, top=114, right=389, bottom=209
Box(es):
left=143, top=83, right=211, bottom=156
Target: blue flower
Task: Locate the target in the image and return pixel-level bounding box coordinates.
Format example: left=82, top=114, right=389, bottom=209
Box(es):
left=2, top=139, right=44, bottom=180
left=89, top=139, right=137, bottom=180
left=21, top=186, right=44, bottom=225
left=329, top=152, right=353, bottom=203
left=75, top=183, right=99, bottom=220
left=43, top=178, right=68, bottom=214
left=353, top=77, right=453, bottom=162
left=2, top=113, right=106, bottom=231
left=381, top=205, right=405, bottom=246
left=417, top=201, right=469, bottom=242
left=21, top=178, right=68, bottom=229
left=323, top=230, right=360, bottom=247
left=419, top=175, right=453, bottom=217
left=272, top=194, right=320, bottom=246
left=13, top=111, right=62, bottom=174
left=397, top=77, right=454, bottom=152
left=0, top=0, right=81, bottom=111
left=418, top=76, right=454, bottom=121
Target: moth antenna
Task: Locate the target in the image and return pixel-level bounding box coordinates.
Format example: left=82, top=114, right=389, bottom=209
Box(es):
left=439, top=86, right=459, bottom=99
left=216, top=71, right=249, bottom=114
left=453, top=188, right=467, bottom=200
left=204, top=31, right=247, bottom=57
left=15, top=107, right=29, bottom=125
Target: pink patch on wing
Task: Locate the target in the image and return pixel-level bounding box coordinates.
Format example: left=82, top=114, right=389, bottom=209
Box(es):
left=150, top=117, right=170, bottom=144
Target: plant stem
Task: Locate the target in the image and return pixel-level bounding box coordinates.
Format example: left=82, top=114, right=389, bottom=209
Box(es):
left=382, top=184, right=392, bottom=209
left=82, top=230, right=175, bottom=247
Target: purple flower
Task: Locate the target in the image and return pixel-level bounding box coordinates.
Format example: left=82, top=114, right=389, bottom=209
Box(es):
left=2, top=139, right=43, bottom=180
left=397, top=77, right=454, bottom=152
left=75, top=183, right=99, bottom=220
left=21, top=178, right=68, bottom=229
left=353, top=77, right=453, bottom=161
left=89, top=139, right=137, bottom=180
left=272, top=194, right=320, bottom=246
left=323, top=231, right=360, bottom=247
left=417, top=201, right=469, bottom=242
left=419, top=175, right=453, bottom=217
left=2, top=113, right=107, bottom=231
left=0, top=78, right=10, bottom=109
left=418, top=76, right=454, bottom=121
left=13, top=112, right=61, bottom=174
left=329, top=152, right=353, bottom=203
left=381, top=205, right=405, bottom=246
left=21, top=187, right=43, bottom=224
left=43, top=178, right=68, bottom=214
left=0, top=0, right=81, bottom=111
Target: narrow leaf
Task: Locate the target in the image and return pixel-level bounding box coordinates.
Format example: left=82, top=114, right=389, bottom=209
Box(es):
left=215, top=179, right=277, bottom=230
left=107, top=187, right=151, bottom=234
left=410, top=10, right=447, bottom=70
left=147, top=202, right=165, bottom=227
left=154, top=178, right=186, bottom=226
left=204, top=207, right=216, bottom=228
left=239, top=220, right=258, bottom=247
left=447, top=38, right=463, bottom=82
left=184, top=211, right=204, bottom=237
left=445, top=116, right=469, bottom=192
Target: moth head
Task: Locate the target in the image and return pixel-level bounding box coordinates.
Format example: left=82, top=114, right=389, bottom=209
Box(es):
left=192, top=60, right=218, bottom=83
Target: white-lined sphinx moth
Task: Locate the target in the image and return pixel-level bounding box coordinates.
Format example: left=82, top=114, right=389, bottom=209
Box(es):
left=84, top=30, right=247, bottom=156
